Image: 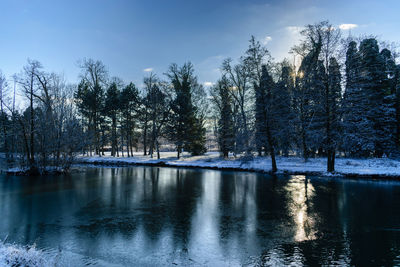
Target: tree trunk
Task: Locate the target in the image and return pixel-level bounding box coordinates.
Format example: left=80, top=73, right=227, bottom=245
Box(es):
left=29, top=82, right=35, bottom=168
left=156, top=140, right=160, bottom=159
left=266, top=122, right=277, bottom=173
left=396, top=88, right=400, bottom=150
left=327, top=150, right=335, bottom=172
left=143, top=121, right=148, bottom=156
left=300, top=103, right=308, bottom=161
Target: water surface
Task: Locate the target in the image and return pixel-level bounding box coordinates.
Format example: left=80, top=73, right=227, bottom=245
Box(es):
left=1, top=166, right=400, bottom=266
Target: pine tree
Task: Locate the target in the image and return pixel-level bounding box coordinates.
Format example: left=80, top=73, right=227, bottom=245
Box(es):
left=259, top=65, right=277, bottom=172
left=120, top=82, right=140, bottom=157
left=306, top=59, right=326, bottom=157
left=395, top=65, right=400, bottom=151
left=104, top=82, right=120, bottom=156
left=359, top=38, right=389, bottom=157
left=166, top=63, right=206, bottom=158
left=380, top=49, right=397, bottom=155
left=272, top=64, right=295, bottom=156
left=254, top=72, right=268, bottom=156
left=326, top=57, right=342, bottom=172
left=211, top=77, right=234, bottom=158
left=78, top=59, right=108, bottom=156
left=341, top=41, right=373, bottom=156
left=294, top=34, right=322, bottom=159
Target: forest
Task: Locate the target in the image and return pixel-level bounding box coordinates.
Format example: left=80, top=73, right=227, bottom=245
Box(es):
left=0, top=21, right=399, bottom=174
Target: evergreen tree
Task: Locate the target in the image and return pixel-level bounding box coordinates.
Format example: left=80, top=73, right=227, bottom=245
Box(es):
left=259, top=65, right=277, bottom=172
left=104, top=82, right=120, bottom=156
left=211, top=77, right=235, bottom=158
left=254, top=72, right=268, bottom=156
left=120, top=82, right=140, bottom=157
left=341, top=41, right=372, bottom=156
left=294, top=34, right=322, bottom=159
left=74, top=80, right=105, bottom=156
left=326, top=57, right=342, bottom=171
left=395, top=65, right=400, bottom=151
left=272, top=63, right=295, bottom=156
left=359, top=39, right=389, bottom=157
left=166, top=63, right=206, bottom=158
left=380, top=48, right=398, bottom=155
left=78, top=59, right=108, bottom=156
left=306, top=59, right=326, bottom=156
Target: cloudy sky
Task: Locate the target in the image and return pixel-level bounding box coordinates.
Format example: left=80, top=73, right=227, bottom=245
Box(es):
left=1, top=0, right=399, bottom=87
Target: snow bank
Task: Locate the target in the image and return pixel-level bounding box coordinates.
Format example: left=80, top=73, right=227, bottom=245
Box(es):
left=0, top=242, right=51, bottom=267
left=76, top=152, right=400, bottom=178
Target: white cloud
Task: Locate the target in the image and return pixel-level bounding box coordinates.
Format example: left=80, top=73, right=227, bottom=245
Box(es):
left=339, top=24, right=358, bottom=30
left=143, top=68, right=153, bottom=72
left=286, top=26, right=303, bottom=34
left=262, top=36, right=272, bottom=45
left=203, top=82, right=214, bottom=87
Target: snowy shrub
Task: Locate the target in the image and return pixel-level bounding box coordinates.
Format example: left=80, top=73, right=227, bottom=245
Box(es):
left=0, top=242, right=51, bottom=267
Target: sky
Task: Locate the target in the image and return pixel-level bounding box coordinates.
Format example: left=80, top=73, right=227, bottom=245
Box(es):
left=1, top=0, right=400, bottom=88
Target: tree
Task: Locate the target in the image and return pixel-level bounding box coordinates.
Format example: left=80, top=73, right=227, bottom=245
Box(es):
left=342, top=38, right=397, bottom=157
left=380, top=48, right=398, bottom=155
left=120, top=82, right=140, bottom=156
left=244, top=36, right=271, bottom=156
left=272, top=62, right=295, bottom=156
left=292, top=21, right=342, bottom=172
left=104, top=82, right=121, bottom=156
left=294, top=33, right=322, bottom=160
left=326, top=57, right=342, bottom=172
left=395, top=65, right=400, bottom=151
left=10, top=60, right=85, bottom=173
left=78, top=58, right=108, bottom=155
left=211, top=76, right=235, bottom=158
left=341, top=41, right=371, bottom=156
left=15, top=60, right=42, bottom=172
left=0, top=71, right=10, bottom=158
left=142, top=74, right=171, bottom=159
left=259, top=65, right=277, bottom=172
left=166, top=62, right=206, bottom=158
left=222, top=58, right=253, bottom=154
left=358, top=38, right=391, bottom=157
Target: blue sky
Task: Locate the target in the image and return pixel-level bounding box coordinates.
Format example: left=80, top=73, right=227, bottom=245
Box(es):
left=1, top=0, right=400, bottom=87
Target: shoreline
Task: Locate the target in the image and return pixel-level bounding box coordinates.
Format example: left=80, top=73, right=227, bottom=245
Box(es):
left=4, top=152, right=400, bottom=180
left=73, top=154, right=400, bottom=181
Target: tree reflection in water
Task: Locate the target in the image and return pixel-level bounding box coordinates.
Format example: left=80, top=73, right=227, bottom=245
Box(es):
left=1, top=167, right=400, bottom=266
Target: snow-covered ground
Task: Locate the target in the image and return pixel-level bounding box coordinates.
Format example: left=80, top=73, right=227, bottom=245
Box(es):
left=76, top=152, right=400, bottom=178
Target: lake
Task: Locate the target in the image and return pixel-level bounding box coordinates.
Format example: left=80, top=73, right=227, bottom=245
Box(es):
left=1, top=166, right=400, bottom=266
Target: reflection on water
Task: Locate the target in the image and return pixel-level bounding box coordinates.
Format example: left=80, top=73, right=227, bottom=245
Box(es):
left=1, top=167, right=400, bottom=266
left=284, top=175, right=316, bottom=242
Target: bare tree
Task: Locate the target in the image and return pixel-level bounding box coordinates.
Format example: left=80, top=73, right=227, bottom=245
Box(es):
left=221, top=57, right=253, bottom=154
left=0, top=71, right=10, bottom=158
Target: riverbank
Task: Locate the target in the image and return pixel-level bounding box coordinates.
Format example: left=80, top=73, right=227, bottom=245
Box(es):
left=75, top=152, right=400, bottom=180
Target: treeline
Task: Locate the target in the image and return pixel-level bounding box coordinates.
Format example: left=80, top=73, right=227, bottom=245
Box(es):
left=74, top=60, right=207, bottom=160
left=0, top=60, right=84, bottom=174
left=0, top=59, right=208, bottom=174
left=211, top=21, right=400, bottom=172
left=0, top=20, right=399, bottom=174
